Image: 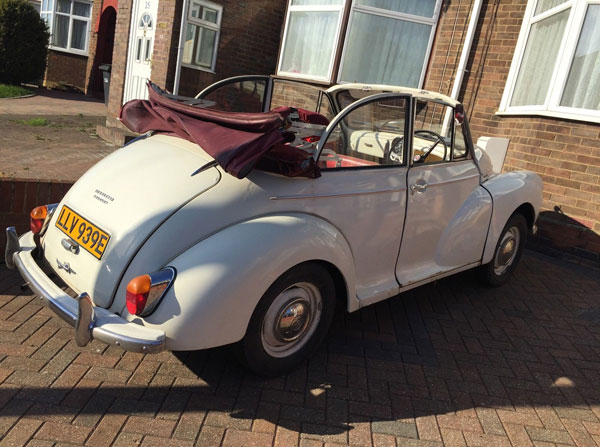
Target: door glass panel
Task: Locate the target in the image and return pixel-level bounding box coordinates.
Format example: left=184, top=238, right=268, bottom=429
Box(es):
left=144, top=38, right=151, bottom=62
left=319, top=97, right=407, bottom=169
left=202, top=79, right=268, bottom=113
left=413, top=100, right=453, bottom=164
left=136, top=37, right=142, bottom=62
left=560, top=5, right=600, bottom=111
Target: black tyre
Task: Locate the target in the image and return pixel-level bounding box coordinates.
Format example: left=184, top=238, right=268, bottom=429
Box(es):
left=480, top=213, right=527, bottom=287
left=235, top=263, right=336, bottom=376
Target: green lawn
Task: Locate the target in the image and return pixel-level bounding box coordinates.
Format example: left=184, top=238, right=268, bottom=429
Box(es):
left=0, top=83, right=32, bottom=98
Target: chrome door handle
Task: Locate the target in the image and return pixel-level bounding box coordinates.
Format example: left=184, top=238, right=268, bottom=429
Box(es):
left=410, top=183, right=428, bottom=194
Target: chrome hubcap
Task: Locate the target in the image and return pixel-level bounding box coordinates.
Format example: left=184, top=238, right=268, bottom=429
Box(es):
left=493, top=227, right=520, bottom=275
left=261, top=282, right=322, bottom=358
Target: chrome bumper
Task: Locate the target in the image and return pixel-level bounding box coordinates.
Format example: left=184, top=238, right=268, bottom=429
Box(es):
left=5, top=227, right=166, bottom=353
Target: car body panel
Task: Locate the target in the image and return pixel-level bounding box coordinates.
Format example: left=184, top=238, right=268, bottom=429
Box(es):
left=397, top=160, right=487, bottom=286
left=42, top=135, right=221, bottom=307
left=125, top=214, right=355, bottom=350
left=481, top=170, right=543, bottom=264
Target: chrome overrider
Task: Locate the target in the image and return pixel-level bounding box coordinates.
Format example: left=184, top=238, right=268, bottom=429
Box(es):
left=5, top=227, right=166, bottom=353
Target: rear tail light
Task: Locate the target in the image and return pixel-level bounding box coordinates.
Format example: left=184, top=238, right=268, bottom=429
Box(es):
left=30, top=204, right=58, bottom=235
left=126, top=267, right=176, bottom=317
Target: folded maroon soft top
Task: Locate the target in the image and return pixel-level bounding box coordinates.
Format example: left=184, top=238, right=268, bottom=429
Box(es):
left=119, top=82, right=320, bottom=179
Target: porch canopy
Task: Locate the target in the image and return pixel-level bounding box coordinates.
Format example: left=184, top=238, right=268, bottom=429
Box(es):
left=119, top=82, right=320, bottom=179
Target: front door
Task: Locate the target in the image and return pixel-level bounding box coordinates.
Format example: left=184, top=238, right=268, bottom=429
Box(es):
left=123, top=0, right=159, bottom=104
left=395, top=100, right=491, bottom=287
left=310, top=93, right=411, bottom=302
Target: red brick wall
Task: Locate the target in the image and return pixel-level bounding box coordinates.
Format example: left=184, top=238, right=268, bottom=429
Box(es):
left=0, top=180, right=72, bottom=259
left=44, top=50, right=88, bottom=91
left=152, top=0, right=182, bottom=89
left=423, top=0, right=600, bottom=259
left=106, top=0, right=134, bottom=127
left=178, top=0, right=286, bottom=97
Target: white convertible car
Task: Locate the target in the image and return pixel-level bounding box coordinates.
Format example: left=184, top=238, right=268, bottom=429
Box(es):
left=6, top=76, right=542, bottom=375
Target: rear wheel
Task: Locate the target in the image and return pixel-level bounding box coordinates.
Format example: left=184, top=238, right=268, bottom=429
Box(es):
left=235, top=263, right=336, bottom=376
left=480, top=213, right=527, bottom=287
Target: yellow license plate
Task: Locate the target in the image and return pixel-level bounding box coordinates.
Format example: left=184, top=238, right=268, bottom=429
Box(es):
left=54, top=205, right=110, bottom=260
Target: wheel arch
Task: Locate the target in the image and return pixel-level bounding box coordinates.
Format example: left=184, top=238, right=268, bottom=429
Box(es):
left=514, top=202, right=536, bottom=231
left=136, top=213, right=357, bottom=351
left=481, top=171, right=542, bottom=264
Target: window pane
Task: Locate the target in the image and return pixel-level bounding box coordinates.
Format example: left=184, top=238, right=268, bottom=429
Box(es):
left=195, top=26, right=216, bottom=67
left=340, top=11, right=431, bottom=87
left=560, top=5, right=600, bottom=111
left=534, top=0, right=566, bottom=16
left=53, top=14, right=69, bottom=48
left=203, top=7, right=218, bottom=23
left=71, top=19, right=87, bottom=50
left=357, top=0, right=436, bottom=18
left=41, top=0, right=47, bottom=11
left=203, top=80, right=267, bottom=113
left=73, top=1, right=90, bottom=17
left=280, top=11, right=340, bottom=79
left=413, top=100, right=452, bottom=163
left=136, top=37, right=142, bottom=62
left=291, top=0, right=343, bottom=5
left=57, top=0, right=70, bottom=13
left=320, top=97, right=407, bottom=168
left=48, top=0, right=53, bottom=11
left=510, top=8, right=569, bottom=107
left=41, top=12, right=49, bottom=25
left=183, top=23, right=196, bottom=64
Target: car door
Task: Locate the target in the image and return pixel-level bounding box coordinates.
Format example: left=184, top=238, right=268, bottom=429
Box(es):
left=395, top=99, right=492, bottom=287
left=301, top=93, right=411, bottom=303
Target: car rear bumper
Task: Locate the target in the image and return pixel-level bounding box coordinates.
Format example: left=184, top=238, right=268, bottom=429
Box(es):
left=5, top=227, right=166, bottom=354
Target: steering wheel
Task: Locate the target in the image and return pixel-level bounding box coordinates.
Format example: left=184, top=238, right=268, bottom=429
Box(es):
left=413, top=129, right=448, bottom=163
left=384, top=137, right=404, bottom=164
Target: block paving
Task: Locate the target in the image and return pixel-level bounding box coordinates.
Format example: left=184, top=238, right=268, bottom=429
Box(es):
left=0, top=251, right=599, bottom=446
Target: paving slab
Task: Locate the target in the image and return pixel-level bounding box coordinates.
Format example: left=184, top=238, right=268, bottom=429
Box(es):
left=1, top=252, right=600, bottom=446
left=0, top=114, right=115, bottom=182
left=0, top=88, right=106, bottom=116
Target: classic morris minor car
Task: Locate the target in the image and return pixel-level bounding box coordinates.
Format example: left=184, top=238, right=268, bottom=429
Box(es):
left=6, top=76, right=542, bottom=375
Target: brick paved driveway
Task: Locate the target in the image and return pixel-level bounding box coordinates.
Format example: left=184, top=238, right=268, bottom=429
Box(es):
left=0, top=251, right=599, bottom=446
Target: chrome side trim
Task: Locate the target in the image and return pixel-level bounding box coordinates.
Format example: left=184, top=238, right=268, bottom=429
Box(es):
left=270, top=188, right=407, bottom=201
left=5, top=227, right=20, bottom=270
left=12, top=232, right=165, bottom=353
left=412, top=174, right=480, bottom=190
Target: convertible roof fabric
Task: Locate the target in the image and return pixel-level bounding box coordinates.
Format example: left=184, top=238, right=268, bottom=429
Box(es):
left=119, top=82, right=320, bottom=179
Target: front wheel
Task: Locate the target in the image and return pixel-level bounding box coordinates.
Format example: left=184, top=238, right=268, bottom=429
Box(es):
left=480, top=213, right=527, bottom=287
left=235, top=263, right=336, bottom=376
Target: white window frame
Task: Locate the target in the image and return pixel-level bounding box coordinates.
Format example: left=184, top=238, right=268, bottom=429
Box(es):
left=277, top=2, right=347, bottom=83
left=499, top=0, right=600, bottom=123
left=41, top=0, right=92, bottom=56
left=337, top=0, right=442, bottom=88
left=181, top=0, right=222, bottom=73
